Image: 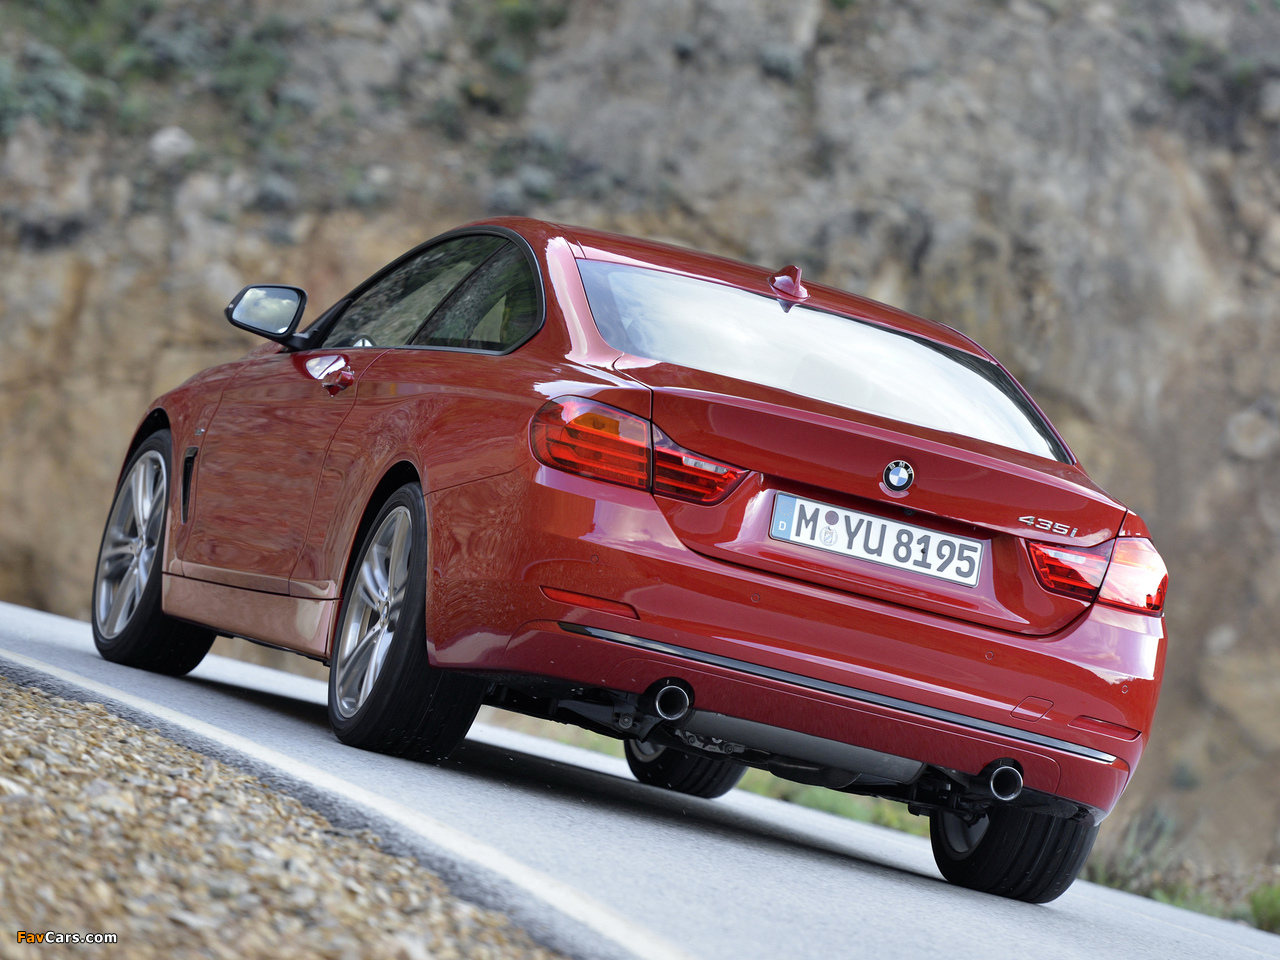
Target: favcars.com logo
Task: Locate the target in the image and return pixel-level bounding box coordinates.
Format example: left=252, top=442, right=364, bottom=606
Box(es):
left=16, top=931, right=119, bottom=944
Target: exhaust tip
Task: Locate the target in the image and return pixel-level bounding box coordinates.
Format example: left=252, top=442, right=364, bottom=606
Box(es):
left=653, top=683, right=691, bottom=722
left=989, top=763, right=1023, bottom=802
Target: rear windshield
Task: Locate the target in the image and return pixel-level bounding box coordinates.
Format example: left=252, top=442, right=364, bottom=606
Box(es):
left=577, top=260, right=1068, bottom=462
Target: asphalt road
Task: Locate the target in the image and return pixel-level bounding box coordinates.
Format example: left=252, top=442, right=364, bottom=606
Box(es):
left=1, top=601, right=1275, bottom=960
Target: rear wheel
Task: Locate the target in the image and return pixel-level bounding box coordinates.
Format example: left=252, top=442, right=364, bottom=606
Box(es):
left=327, top=482, right=485, bottom=761
left=91, top=429, right=215, bottom=675
left=929, top=805, right=1098, bottom=903
left=624, top=738, right=747, bottom=799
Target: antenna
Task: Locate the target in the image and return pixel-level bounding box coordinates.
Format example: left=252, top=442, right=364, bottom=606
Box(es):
left=768, top=265, right=809, bottom=312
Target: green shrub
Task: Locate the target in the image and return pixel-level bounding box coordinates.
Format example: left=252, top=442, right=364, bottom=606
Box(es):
left=453, top=0, right=568, bottom=115
left=0, top=40, right=113, bottom=135
left=424, top=97, right=466, bottom=141
left=1251, top=884, right=1280, bottom=932
left=1166, top=37, right=1221, bottom=99
left=115, top=87, right=151, bottom=134
left=10, top=0, right=163, bottom=78
left=1084, top=808, right=1182, bottom=895
left=1150, top=883, right=1224, bottom=918
left=737, top=768, right=929, bottom=836
left=498, top=0, right=542, bottom=38
left=213, top=36, right=290, bottom=127
left=1, top=1, right=293, bottom=135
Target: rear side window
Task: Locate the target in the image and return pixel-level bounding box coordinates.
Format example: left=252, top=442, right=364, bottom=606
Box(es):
left=322, top=235, right=505, bottom=348
left=411, top=242, right=540, bottom=351
left=577, top=260, right=1068, bottom=462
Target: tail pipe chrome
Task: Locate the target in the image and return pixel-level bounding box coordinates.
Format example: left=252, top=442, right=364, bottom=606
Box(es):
left=981, top=760, right=1024, bottom=802
left=647, top=681, right=692, bottom=722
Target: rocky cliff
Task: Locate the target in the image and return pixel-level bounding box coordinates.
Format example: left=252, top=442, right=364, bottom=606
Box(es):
left=2, top=0, right=1279, bottom=879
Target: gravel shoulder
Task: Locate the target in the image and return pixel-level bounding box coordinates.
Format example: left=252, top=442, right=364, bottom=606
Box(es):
left=0, top=674, right=565, bottom=960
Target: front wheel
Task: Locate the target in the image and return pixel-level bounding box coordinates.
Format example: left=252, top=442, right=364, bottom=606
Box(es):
left=91, top=429, right=214, bottom=675
left=624, top=738, right=746, bottom=799
left=930, top=805, right=1098, bottom=903
left=327, top=482, right=485, bottom=761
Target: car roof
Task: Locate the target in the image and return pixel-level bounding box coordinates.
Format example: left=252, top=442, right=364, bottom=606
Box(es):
left=468, top=216, right=992, bottom=361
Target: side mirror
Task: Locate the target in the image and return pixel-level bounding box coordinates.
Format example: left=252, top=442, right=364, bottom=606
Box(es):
left=225, top=285, right=308, bottom=341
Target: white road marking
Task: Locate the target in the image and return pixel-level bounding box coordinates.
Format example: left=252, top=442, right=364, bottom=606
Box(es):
left=0, top=647, right=697, bottom=960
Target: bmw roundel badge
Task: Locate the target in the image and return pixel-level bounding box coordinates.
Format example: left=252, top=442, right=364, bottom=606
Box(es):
left=883, top=460, right=914, bottom=492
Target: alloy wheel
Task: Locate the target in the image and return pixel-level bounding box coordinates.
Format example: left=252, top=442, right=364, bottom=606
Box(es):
left=94, top=450, right=166, bottom=639
left=333, top=506, right=413, bottom=719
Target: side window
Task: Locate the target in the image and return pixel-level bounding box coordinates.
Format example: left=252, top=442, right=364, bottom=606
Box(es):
left=322, top=235, right=505, bottom=348
left=410, top=242, right=540, bottom=351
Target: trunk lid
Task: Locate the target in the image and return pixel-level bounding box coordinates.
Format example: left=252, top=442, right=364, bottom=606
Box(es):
left=621, top=360, right=1126, bottom=635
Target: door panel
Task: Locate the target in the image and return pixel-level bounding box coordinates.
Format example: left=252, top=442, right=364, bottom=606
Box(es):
left=291, top=347, right=555, bottom=588
left=182, top=349, right=383, bottom=584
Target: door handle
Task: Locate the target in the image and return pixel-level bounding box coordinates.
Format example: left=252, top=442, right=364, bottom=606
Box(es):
left=322, top=364, right=355, bottom=396
left=304, top=355, right=355, bottom=396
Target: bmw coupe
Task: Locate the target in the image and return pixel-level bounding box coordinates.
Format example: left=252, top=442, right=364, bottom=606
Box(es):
left=92, top=217, right=1168, bottom=902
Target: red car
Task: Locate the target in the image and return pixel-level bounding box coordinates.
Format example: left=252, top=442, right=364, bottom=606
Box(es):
left=92, top=217, right=1167, bottom=902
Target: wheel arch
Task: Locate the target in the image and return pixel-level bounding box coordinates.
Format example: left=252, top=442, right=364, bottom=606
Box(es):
left=339, top=460, right=424, bottom=596
left=119, top=409, right=171, bottom=483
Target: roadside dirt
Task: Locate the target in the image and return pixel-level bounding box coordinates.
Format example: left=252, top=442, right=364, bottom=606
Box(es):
left=0, top=674, right=565, bottom=960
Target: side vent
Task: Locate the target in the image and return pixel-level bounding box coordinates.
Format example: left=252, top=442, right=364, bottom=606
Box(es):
left=181, top=447, right=198, bottom=523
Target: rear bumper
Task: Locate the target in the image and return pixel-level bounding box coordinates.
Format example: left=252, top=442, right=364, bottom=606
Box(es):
left=428, top=465, right=1165, bottom=817
left=500, top=618, right=1131, bottom=815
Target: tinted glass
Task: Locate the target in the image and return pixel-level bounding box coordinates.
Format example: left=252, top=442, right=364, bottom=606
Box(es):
left=411, top=242, right=539, bottom=351
left=322, top=235, right=504, bottom=348
left=578, top=260, right=1067, bottom=461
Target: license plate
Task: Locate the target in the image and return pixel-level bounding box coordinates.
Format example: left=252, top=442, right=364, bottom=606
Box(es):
left=769, top=493, right=984, bottom=587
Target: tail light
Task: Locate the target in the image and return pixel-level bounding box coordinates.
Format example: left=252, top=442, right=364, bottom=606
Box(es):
left=1028, top=541, right=1113, bottom=601
left=1097, top=538, right=1167, bottom=614
left=1029, top=537, right=1168, bottom=615
left=529, top=397, right=650, bottom=489
left=652, top=426, right=746, bottom=504
left=531, top=397, right=746, bottom=505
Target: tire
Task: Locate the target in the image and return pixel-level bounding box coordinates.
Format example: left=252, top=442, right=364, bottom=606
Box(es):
left=327, top=482, right=485, bottom=761
left=624, top=738, right=747, bottom=799
left=91, top=429, right=215, bottom=676
left=929, top=805, right=1098, bottom=903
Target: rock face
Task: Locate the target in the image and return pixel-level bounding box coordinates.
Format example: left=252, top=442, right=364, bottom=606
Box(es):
left=1, top=0, right=1280, bottom=872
